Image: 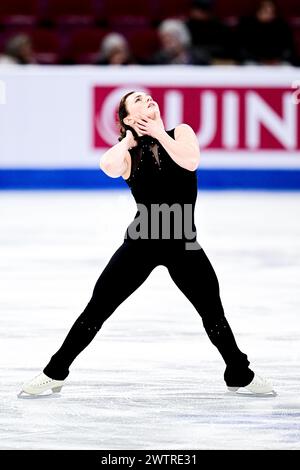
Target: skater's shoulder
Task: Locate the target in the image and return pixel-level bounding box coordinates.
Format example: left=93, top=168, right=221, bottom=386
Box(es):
left=174, top=123, right=196, bottom=138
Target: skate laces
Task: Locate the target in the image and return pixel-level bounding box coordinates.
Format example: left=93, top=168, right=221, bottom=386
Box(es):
left=31, top=373, right=58, bottom=386
left=251, top=374, right=270, bottom=387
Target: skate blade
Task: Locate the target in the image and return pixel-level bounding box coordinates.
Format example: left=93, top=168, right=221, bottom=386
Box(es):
left=17, top=386, right=63, bottom=398
left=227, top=387, right=277, bottom=397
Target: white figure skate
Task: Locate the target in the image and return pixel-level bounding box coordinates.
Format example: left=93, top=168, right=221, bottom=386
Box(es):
left=17, top=372, right=66, bottom=397
left=227, top=373, right=276, bottom=396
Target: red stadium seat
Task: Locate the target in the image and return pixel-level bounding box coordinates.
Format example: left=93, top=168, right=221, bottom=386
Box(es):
left=100, top=0, right=153, bottom=19
left=0, top=32, right=7, bottom=55
left=127, top=28, right=161, bottom=62
left=29, top=28, right=61, bottom=64
left=292, top=25, right=300, bottom=61
left=99, top=0, right=154, bottom=31
left=46, top=0, right=96, bottom=27
left=106, top=16, right=152, bottom=37
left=0, top=0, right=39, bottom=27
left=66, top=28, right=109, bottom=64
left=214, top=0, right=300, bottom=20
left=214, top=0, right=254, bottom=19
left=152, top=0, right=191, bottom=23
left=275, top=0, right=300, bottom=19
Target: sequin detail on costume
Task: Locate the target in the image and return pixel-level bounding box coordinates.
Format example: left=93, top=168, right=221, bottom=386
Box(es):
left=127, top=135, right=162, bottom=182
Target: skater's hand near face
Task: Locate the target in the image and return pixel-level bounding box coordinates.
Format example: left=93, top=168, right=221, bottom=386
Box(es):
left=135, top=111, right=165, bottom=140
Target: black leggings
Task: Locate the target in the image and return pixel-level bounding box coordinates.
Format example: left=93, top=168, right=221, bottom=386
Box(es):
left=43, top=240, right=254, bottom=387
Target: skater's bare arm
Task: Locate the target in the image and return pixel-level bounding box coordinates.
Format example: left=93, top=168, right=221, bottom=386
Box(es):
left=157, top=124, right=200, bottom=171
left=99, top=130, right=137, bottom=178
left=99, top=140, right=129, bottom=178
left=135, top=114, right=200, bottom=171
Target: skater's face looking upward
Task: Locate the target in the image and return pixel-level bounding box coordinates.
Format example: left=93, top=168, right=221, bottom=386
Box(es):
left=123, top=92, right=160, bottom=129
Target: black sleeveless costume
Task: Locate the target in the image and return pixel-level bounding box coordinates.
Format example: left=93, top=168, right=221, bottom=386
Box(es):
left=123, top=129, right=199, bottom=246
left=43, top=129, right=254, bottom=388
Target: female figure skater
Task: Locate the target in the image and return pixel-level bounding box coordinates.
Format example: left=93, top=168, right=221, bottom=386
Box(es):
left=18, top=91, right=275, bottom=397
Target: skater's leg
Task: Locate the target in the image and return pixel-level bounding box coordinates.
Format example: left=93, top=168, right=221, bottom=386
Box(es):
left=165, top=246, right=254, bottom=387
left=43, top=241, right=157, bottom=380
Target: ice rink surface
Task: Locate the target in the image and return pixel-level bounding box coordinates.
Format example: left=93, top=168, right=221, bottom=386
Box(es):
left=0, top=190, right=300, bottom=450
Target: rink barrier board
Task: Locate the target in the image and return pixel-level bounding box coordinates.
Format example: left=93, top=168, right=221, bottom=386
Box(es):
left=1, top=169, right=300, bottom=190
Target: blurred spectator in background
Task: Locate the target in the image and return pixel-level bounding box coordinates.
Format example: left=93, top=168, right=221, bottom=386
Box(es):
left=95, top=32, right=136, bottom=65
left=148, top=18, right=210, bottom=65
left=0, top=34, right=37, bottom=65
left=185, top=0, right=235, bottom=64
left=0, top=53, right=17, bottom=65
left=236, top=0, right=295, bottom=65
